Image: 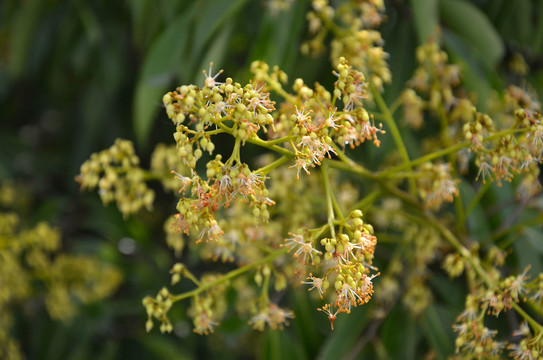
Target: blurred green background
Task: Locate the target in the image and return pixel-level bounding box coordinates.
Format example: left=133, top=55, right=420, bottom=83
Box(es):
left=1, top=0, right=542, bottom=359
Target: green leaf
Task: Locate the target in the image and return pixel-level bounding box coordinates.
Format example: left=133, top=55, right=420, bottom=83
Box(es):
left=422, top=305, right=455, bottom=359
left=291, top=290, right=322, bottom=359
left=438, top=0, right=504, bottom=67
left=380, top=306, right=417, bottom=360
left=409, top=0, right=439, bottom=43
left=316, top=306, right=370, bottom=359
left=534, top=1, right=543, bottom=53
left=461, top=180, right=493, bottom=241
left=523, top=227, right=543, bottom=255
left=97, top=341, right=119, bottom=360
left=139, top=334, right=192, bottom=360
left=442, top=29, right=502, bottom=112
left=483, top=0, right=506, bottom=23
left=192, top=22, right=234, bottom=87
left=383, top=17, right=418, bottom=103
left=428, top=273, right=465, bottom=308
left=249, top=0, right=308, bottom=72
left=514, top=0, right=533, bottom=45
left=127, top=0, right=166, bottom=49
left=75, top=1, right=102, bottom=46
left=8, top=0, right=46, bottom=78
left=184, top=0, right=250, bottom=82
left=132, top=9, right=194, bottom=145
left=260, top=329, right=306, bottom=360
left=514, top=229, right=543, bottom=275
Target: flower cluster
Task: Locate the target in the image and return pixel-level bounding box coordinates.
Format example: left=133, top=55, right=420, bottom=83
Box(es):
left=78, top=29, right=543, bottom=357
left=405, top=39, right=461, bottom=115
left=400, top=38, right=543, bottom=204
left=63, top=1, right=543, bottom=356
left=303, top=0, right=390, bottom=89
left=76, top=139, right=155, bottom=217
left=0, top=182, right=122, bottom=360
left=143, top=287, right=174, bottom=334
left=453, top=297, right=505, bottom=359
left=461, top=108, right=543, bottom=196
left=507, top=323, right=543, bottom=360
left=121, top=59, right=384, bottom=333
left=150, top=143, right=190, bottom=193
left=416, top=162, right=460, bottom=209
left=163, top=70, right=275, bottom=151
left=163, top=214, right=185, bottom=257
left=249, top=303, right=294, bottom=331
left=250, top=57, right=385, bottom=179
left=284, top=210, right=380, bottom=328
left=170, top=160, right=273, bottom=243
left=452, top=267, right=543, bottom=360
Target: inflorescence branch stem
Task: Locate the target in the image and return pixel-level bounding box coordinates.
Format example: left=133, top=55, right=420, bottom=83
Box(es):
left=171, top=247, right=289, bottom=303
left=370, top=84, right=416, bottom=196
left=321, top=163, right=337, bottom=238
left=377, top=127, right=529, bottom=179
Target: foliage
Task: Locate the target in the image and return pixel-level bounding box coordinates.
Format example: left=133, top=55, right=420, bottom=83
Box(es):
left=2, top=0, right=543, bottom=359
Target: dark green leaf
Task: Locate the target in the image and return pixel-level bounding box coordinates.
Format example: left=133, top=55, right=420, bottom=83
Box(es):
left=192, top=22, right=234, bottom=87
left=316, top=305, right=370, bottom=360
left=380, top=306, right=417, bottom=360
left=439, top=0, right=504, bottom=67
left=127, top=0, right=163, bottom=49
left=409, top=0, right=439, bottom=43
left=514, top=229, right=543, bottom=275
left=185, top=0, right=250, bottom=82
left=139, top=334, right=192, bottom=360
left=133, top=9, right=194, bottom=145
left=249, top=0, right=308, bottom=72
left=8, top=0, right=46, bottom=77
left=460, top=180, right=492, bottom=241
left=422, top=305, right=455, bottom=359
left=292, top=290, right=321, bottom=359
left=261, top=329, right=306, bottom=360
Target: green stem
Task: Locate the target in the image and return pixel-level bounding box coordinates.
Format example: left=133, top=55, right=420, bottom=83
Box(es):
left=492, top=213, right=543, bottom=248
left=328, top=143, right=375, bottom=179
left=213, top=120, right=295, bottom=158
left=260, top=268, right=271, bottom=303
left=248, top=138, right=295, bottom=157
left=351, top=189, right=382, bottom=212
left=315, top=10, right=348, bottom=37
left=381, top=171, right=423, bottom=179
left=212, top=120, right=233, bottom=134
left=331, top=191, right=344, bottom=220
left=142, top=170, right=168, bottom=181
left=425, top=214, right=494, bottom=287
left=227, top=137, right=242, bottom=165
left=266, top=135, right=294, bottom=146
left=171, top=248, right=288, bottom=303
left=377, top=128, right=529, bottom=178
left=183, top=269, right=201, bottom=287
left=186, top=128, right=224, bottom=136
left=511, top=302, right=543, bottom=333
left=321, top=163, right=336, bottom=238
left=261, top=74, right=296, bottom=104
left=436, top=104, right=466, bottom=234
left=255, top=155, right=290, bottom=175
left=388, top=95, right=403, bottom=116
left=370, top=84, right=416, bottom=195
left=325, top=159, right=420, bottom=208
left=378, top=143, right=466, bottom=178
left=205, top=128, right=225, bottom=136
